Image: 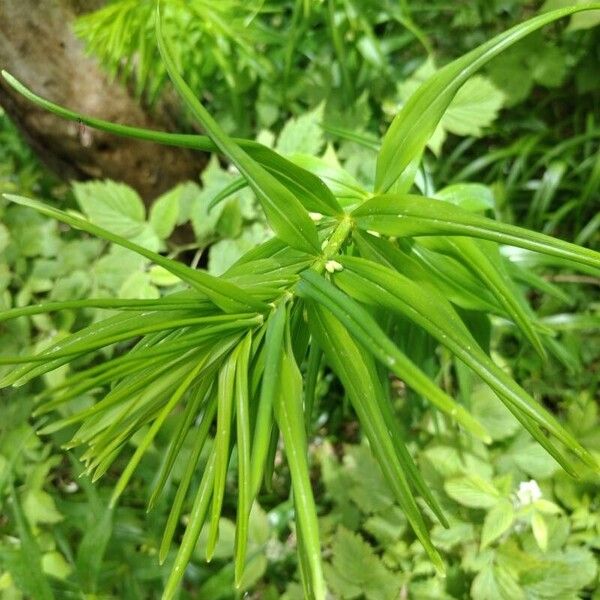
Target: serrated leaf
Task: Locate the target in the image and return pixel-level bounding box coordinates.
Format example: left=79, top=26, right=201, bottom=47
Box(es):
left=324, top=527, right=400, bottom=600
left=149, top=186, right=180, bottom=239
left=481, top=501, right=514, bottom=548
left=445, top=475, right=500, bottom=509
left=276, top=103, right=325, bottom=156
left=73, top=180, right=145, bottom=237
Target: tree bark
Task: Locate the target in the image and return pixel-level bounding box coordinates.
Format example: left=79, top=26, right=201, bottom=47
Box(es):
left=0, top=0, right=205, bottom=202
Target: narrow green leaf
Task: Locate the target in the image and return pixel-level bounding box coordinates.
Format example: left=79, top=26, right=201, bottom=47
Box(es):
left=250, top=303, right=286, bottom=497
left=275, top=325, right=327, bottom=600
left=297, top=270, right=490, bottom=442
left=446, top=238, right=545, bottom=358
left=110, top=357, right=208, bottom=506
left=208, top=176, right=246, bottom=212
left=376, top=4, right=600, bottom=192
left=353, top=194, right=600, bottom=272
left=307, top=302, right=445, bottom=572
left=206, top=349, right=238, bottom=560
left=3, top=193, right=267, bottom=313
left=234, top=332, right=253, bottom=586
left=1, top=70, right=341, bottom=217
left=156, top=9, right=322, bottom=254
left=159, top=395, right=217, bottom=564
left=335, top=256, right=595, bottom=472
left=0, top=295, right=206, bottom=324
left=304, top=342, right=322, bottom=432
left=148, top=376, right=215, bottom=510
left=6, top=483, right=54, bottom=600
left=162, top=451, right=216, bottom=600
left=481, top=500, right=514, bottom=549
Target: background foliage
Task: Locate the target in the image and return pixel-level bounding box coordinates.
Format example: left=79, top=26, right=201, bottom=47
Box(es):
left=0, top=1, right=599, bottom=598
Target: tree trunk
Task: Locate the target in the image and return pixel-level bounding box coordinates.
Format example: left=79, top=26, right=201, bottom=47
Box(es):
left=0, top=0, right=205, bottom=202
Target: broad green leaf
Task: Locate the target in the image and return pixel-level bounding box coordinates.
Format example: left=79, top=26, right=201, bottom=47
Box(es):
left=353, top=194, right=600, bottom=272
left=445, top=475, right=500, bottom=509
left=149, top=186, right=180, bottom=239
left=531, top=512, right=548, bottom=551
left=73, top=180, right=146, bottom=238
left=276, top=103, right=325, bottom=156
left=481, top=501, right=514, bottom=549
left=471, top=384, right=520, bottom=441
left=156, top=11, right=321, bottom=254
left=3, top=193, right=267, bottom=314
left=435, top=183, right=495, bottom=213
left=290, top=153, right=370, bottom=207
left=324, top=527, right=400, bottom=600
left=376, top=4, right=600, bottom=193
left=397, top=61, right=504, bottom=155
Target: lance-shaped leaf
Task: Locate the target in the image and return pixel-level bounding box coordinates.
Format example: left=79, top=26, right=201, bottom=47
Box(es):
left=109, top=356, right=209, bottom=506
left=375, top=4, right=600, bottom=193
left=159, top=394, right=217, bottom=564
left=354, top=230, right=499, bottom=313
left=334, top=256, right=595, bottom=472
left=307, top=302, right=445, bottom=572
left=148, top=376, right=215, bottom=510
left=1, top=71, right=341, bottom=217
left=162, top=450, right=217, bottom=600
left=250, top=303, right=287, bottom=497
left=3, top=193, right=266, bottom=313
left=297, top=270, right=490, bottom=442
left=353, top=194, right=600, bottom=272
left=442, top=238, right=545, bottom=358
left=206, top=348, right=238, bottom=560
left=274, top=323, right=327, bottom=600
left=0, top=294, right=208, bottom=324
left=234, top=332, right=253, bottom=586
left=156, top=10, right=321, bottom=254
